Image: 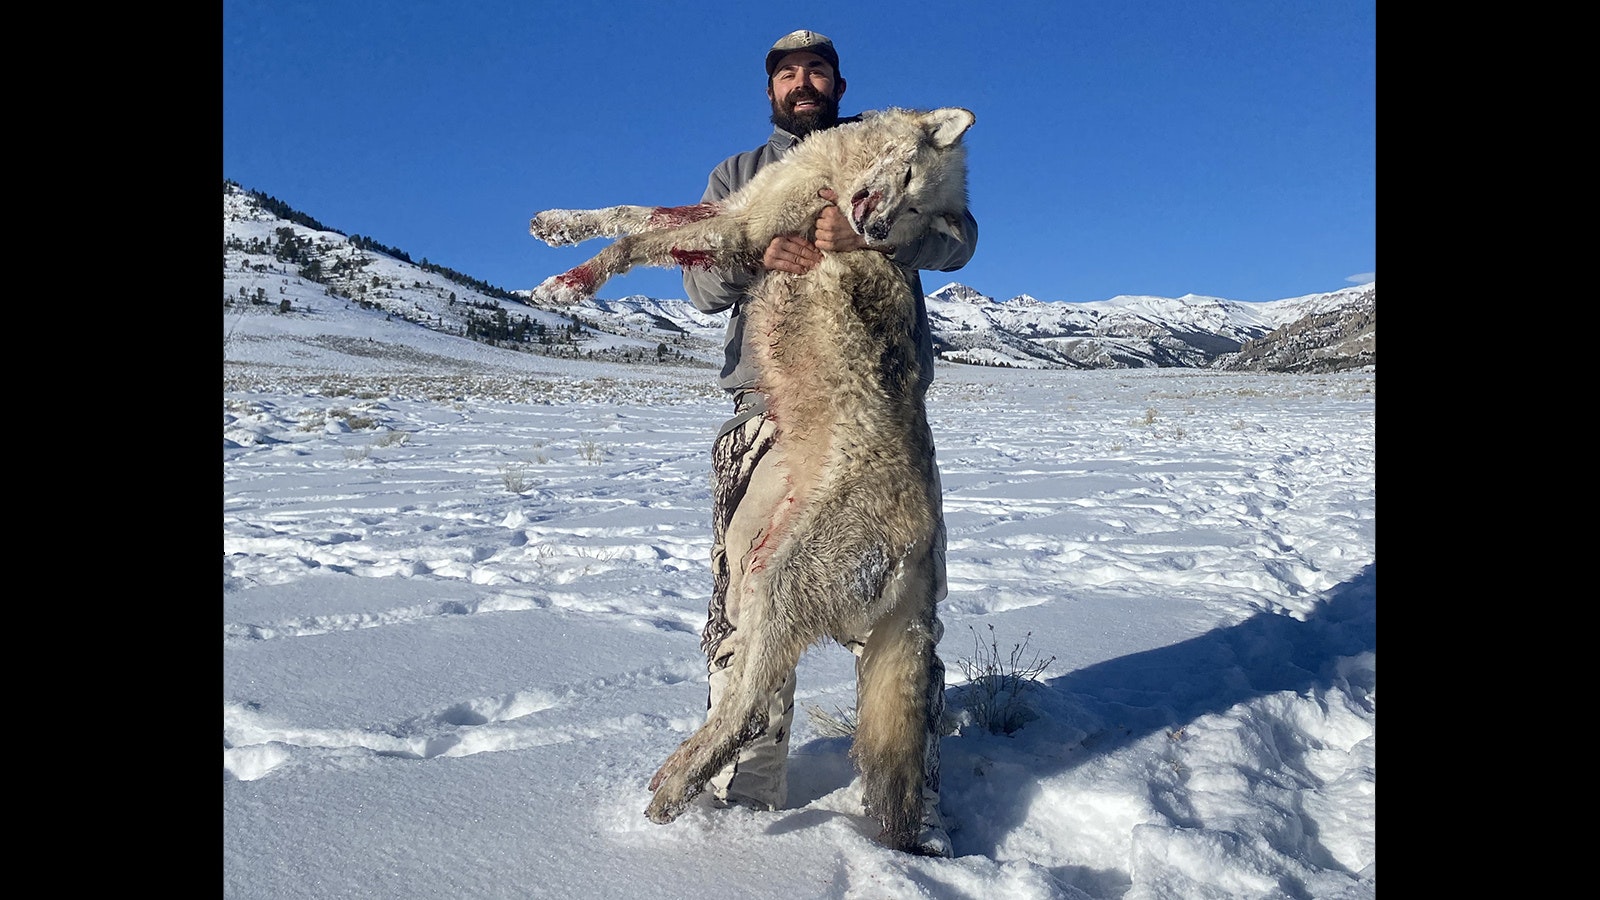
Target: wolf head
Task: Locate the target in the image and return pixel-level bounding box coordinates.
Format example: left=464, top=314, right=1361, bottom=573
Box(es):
left=831, top=107, right=975, bottom=248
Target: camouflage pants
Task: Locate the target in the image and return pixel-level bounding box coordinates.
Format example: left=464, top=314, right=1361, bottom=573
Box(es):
left=701, top=405, right=949, bottom=831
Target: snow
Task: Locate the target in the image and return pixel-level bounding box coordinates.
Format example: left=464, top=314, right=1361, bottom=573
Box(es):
left=223, top=301, right=1375, bottom=899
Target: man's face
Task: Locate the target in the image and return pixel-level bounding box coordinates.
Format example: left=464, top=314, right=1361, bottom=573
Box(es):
left=768, top=51, right=844, bottom=137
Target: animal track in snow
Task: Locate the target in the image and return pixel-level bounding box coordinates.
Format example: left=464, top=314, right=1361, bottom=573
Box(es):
left=223, top=658, right=705, bottom=782
left=223, top=593, right=548, bottom=643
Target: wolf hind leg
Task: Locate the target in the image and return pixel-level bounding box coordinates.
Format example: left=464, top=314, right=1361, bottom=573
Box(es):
left=705, top=665, right=794, bottom=809
left=646, top=598, right=806, bottom=824
left=850, top=573, right=940, bottom=852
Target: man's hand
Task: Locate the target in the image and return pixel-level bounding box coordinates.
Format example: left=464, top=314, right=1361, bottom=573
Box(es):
left=760, top=189, right=873, bottom=275
left=814, top=188, right=869, bottom=253
left=761, top=234, right=822, bottom=275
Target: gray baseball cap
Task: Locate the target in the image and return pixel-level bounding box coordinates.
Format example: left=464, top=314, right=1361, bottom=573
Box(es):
left=765, top=30, right=841, bottom=79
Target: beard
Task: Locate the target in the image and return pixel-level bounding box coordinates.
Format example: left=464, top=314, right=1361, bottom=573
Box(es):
left=769, top=85, right=840, bottom=138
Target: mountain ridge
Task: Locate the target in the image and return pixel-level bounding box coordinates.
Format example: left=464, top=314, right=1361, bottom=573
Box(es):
left=224, top=180, right=1374, bottom=373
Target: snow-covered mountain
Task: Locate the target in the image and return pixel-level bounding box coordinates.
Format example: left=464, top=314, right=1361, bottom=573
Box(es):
left=921, top=282, right=1373, bottom=371
left=224, top=180, right=1375, bottom=373
left=224, top=181, right=725, bottom=377
left=1218, top=285, right=1375, bottom=373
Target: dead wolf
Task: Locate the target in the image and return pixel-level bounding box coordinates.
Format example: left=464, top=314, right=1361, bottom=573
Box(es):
left=527, top=106, right=975, bottom=851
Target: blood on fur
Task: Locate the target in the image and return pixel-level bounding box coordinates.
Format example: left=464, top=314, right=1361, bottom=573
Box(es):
left=557, top=265, right=597, bottom=293
left=670, top=248, right=716, bottom=269
left=648, top=203, right=719, bottom=227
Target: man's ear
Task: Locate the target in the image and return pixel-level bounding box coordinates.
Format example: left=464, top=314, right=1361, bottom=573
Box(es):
left=834, top=77, right=846, bottom=101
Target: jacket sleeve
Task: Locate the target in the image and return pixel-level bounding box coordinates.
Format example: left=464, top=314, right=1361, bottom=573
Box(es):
left=892, top=208, right=979, bottom=274
left=683, top=162, right=756, bottom=314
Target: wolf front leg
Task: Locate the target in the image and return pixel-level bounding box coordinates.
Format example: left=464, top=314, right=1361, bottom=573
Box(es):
left=529, top=205, right=651, bottom=247
left=530, top=203, right=723, bottom=247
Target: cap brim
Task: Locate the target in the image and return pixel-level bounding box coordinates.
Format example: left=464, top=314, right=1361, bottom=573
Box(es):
left=766, top=46, right=840, bottom=77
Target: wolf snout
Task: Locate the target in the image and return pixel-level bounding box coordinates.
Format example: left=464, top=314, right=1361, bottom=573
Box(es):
left=851, top=188, right=883, bottom=234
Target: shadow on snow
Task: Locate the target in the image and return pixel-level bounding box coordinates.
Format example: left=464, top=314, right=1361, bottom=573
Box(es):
left=781, top=563, right=1376, bottom=875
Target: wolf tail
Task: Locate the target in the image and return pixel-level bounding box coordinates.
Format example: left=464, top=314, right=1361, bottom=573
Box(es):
left=763, top=505, right=940, bottom=851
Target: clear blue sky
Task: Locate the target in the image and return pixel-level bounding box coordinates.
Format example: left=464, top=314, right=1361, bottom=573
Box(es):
left=223, top=0, right=1375, bottom=304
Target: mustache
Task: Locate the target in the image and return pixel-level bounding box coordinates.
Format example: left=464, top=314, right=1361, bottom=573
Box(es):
left=785, top=86, right=829, bottom=110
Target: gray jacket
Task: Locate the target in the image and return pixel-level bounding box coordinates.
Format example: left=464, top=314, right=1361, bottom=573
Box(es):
left=683, top=121, right=979, bottom=430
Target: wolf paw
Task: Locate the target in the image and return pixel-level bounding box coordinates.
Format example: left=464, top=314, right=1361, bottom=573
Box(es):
left=529, top=272, right=591, bottom=307
left=529, top=210, right=590, bottom=247
left=644, top=770, right=702, bottom=824
left=645, top=733, right=714, bottom=824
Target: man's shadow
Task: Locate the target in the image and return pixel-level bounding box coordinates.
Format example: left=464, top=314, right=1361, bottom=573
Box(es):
left=781, top=563, right=1376, bottom=861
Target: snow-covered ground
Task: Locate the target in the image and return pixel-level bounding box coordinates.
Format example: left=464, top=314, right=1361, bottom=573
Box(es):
left=224, top=303, right=1375, bottom=899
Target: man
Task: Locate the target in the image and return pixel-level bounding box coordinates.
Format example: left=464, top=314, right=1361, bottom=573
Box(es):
left=682, top=29, right=978, bottom=857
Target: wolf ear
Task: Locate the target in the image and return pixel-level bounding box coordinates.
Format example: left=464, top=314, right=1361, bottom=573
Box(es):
left=923, top=108, right=976, bottom=148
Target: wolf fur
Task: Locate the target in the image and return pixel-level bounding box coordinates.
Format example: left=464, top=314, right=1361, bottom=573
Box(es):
left=527, top=107, right=975, bottom=852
